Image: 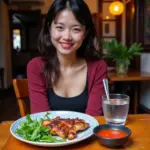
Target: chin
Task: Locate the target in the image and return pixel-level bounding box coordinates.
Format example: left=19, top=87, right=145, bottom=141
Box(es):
left=59, top=49, right=75, bottom=55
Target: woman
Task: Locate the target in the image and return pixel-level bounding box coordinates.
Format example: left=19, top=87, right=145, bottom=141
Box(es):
left=27, top=0, right=107, bottom=116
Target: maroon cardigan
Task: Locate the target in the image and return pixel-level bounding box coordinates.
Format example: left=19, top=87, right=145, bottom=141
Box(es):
left=27, top=57, right=107, bottom=116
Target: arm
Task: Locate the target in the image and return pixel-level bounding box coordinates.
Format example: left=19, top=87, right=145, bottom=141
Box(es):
left=27, top=58, right=50, bottom=114
left=86, top=60, right=107, bottom=116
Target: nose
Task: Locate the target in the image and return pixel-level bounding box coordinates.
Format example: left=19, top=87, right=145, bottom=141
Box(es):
left=63, top=29, right=72, bottom=40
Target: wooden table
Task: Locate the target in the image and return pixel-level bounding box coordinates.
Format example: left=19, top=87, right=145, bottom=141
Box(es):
left=1, top=114, right=150, bottom=150
left=108, top=70, right=150, bottom=113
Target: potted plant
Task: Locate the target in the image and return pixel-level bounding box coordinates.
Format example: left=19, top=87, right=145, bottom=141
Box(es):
left=102, top=39, right=143, bottom=75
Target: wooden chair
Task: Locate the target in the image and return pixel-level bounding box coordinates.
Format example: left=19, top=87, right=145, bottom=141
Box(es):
left=12, top=78, right=29, bottom=117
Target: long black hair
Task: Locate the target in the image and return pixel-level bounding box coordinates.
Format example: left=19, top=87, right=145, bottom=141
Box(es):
left=38, top=0, right=101, bottom=86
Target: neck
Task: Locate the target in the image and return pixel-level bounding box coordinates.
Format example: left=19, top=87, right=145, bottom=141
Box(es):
left=57, top=53, right=78, bottom=69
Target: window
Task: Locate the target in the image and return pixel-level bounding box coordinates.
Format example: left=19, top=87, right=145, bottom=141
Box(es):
left=13, top=29, right=21, bottom=52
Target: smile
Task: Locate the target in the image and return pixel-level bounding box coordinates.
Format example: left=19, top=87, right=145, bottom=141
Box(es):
left=60, top=42, right=73, bottom=49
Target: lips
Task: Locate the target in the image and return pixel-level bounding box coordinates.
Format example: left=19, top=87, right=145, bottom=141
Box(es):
left=60, top=42, right=73, bottom=49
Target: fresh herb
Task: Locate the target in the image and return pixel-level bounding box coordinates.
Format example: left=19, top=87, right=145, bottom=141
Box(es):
left=15, top=112, right=66, bottom=143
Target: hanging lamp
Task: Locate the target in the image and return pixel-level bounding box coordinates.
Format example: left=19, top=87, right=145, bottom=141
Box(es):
left=109, top=1, right=124, bottom=15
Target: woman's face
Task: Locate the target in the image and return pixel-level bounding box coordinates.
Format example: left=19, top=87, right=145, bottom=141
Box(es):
left=50, top=9, right=86, bottom=55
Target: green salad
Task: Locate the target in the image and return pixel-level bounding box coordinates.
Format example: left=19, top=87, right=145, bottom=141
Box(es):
left=15, top=112, right=66, bottom=143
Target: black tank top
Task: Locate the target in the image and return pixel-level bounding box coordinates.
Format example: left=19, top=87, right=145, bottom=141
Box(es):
left=47, top=82, right=88, bottom=113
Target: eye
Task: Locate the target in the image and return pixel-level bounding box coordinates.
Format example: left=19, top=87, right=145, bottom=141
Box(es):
left=56, top=26, right=63, bottom=31
left=73, top=28, right=81, bottom=33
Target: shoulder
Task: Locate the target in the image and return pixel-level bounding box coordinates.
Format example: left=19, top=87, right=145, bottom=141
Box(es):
left=27, top=57, right=45, bottom=73
left=87, top=59, right=107, bottom=71
left=27, top=56, right=45, bottom=67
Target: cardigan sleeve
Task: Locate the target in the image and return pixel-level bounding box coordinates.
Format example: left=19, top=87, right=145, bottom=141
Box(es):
left=27, top=58, right=50, bottom=114
left=86, top=60, right=107, bottom=116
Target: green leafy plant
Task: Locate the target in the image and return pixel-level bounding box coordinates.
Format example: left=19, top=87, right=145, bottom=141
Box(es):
left=102, top=39, right=143, bottom=65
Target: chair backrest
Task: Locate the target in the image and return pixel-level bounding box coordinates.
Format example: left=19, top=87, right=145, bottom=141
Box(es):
left=12, top=78, right=29, bottom=117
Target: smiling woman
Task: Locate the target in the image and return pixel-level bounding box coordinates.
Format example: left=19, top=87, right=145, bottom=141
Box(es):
left=50, top=9, right=86, bottom=55
left=27, top=0, right=107, bottom=116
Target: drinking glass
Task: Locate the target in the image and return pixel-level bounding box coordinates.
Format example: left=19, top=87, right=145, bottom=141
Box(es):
left=102, top=94, right=129, bottom=125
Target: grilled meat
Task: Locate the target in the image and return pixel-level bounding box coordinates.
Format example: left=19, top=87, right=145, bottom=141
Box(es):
left=42, top=117, right=89, bottom=140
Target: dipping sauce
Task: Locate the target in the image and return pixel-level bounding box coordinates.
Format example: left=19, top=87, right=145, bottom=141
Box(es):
left=98, top=129, right=127, bottom=138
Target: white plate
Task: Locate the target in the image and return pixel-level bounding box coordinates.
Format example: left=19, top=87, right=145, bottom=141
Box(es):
left=10, top=111, right=99, bottom=147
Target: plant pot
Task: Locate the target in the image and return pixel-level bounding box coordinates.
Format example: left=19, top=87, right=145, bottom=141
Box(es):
left=116, top=62, right=128, bottom=76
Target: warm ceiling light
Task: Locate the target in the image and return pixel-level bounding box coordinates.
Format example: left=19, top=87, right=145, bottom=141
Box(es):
left=109, top=1, right=124, bottom=15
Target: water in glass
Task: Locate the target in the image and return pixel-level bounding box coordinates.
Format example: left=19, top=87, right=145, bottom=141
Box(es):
left=102, top=99, right=129, bottom=125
